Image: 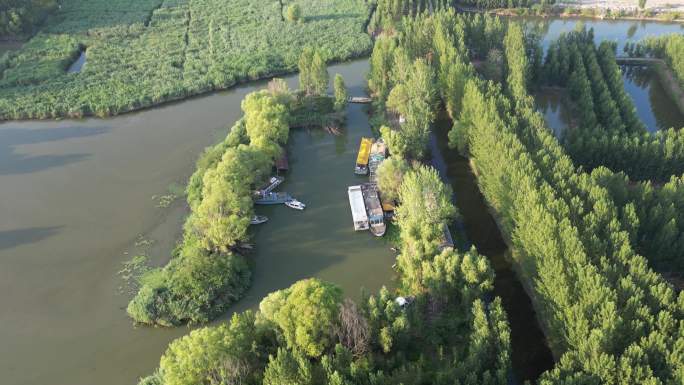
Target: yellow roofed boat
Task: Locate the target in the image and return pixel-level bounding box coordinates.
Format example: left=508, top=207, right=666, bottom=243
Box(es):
left=355, top=137, right=372, bottom=175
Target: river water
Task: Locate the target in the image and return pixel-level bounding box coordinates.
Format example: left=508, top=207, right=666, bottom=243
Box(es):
left=531, top=18, right=684, bottom=135
left=1, top=16, right=681, bottom=385
left=0, top=59, right=393, bottom=385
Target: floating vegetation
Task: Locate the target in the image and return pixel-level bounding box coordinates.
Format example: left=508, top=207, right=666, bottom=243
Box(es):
left=117, top=254, right=152, bottom=295
left=153, top=194, right=177, bottom=208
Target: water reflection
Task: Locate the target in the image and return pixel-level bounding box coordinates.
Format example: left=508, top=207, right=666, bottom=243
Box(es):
left=0, top=226, right=62, bottom=251
left=622, top=65, right=684, bottom=132
left=67, top=50, right=87, bottom=73
left=517, top=16, right=683, bottom=53
left=535, top=89, right=571, bottom=137
left=0, top=125, right=108, bottom=175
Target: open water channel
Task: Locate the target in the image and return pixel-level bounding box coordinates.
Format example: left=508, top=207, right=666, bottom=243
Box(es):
left=1, top=17, right=681, bottom=385
left=0, top=59, right=394, bottom=385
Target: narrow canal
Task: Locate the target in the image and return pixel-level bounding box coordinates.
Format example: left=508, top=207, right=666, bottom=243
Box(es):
left=432, top=116, right=555, bottom=383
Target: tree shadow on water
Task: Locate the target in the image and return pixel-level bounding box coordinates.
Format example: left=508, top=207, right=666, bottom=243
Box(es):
left=0, top=125, right=109, bottom=175
left=0, top=226, right=63, bottom=251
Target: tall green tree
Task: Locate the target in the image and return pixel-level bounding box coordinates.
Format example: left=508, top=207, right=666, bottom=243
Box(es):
left=333, top=73, right=347, bottom=111
left=376, top=156, right=410, bottom=202
left=310, top=50, right=329, bottom=96
left=396, top=165, right=457, bottom=292
left=385, top=58, right=436, bottom=159
left=259, top=278, right=343, bottom=357
left=159, top=312, right=260, bottom=385
left=263, top=348, right=314, bottom=385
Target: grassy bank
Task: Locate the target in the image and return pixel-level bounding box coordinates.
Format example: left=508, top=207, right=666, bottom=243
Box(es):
left=652, top=60, right=684, bottom=115
left=0, top=0, right=372, bottom=120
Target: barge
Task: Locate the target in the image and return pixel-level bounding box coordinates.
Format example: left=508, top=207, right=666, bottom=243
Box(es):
left=362, top=183, right=386, bottom=237
left=348, top=185, right=369, bottom=231
left=368, top=139, right=386, bottom=185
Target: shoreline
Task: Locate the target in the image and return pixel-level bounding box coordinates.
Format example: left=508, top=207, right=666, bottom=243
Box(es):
left=0, top=52, right=373, bottom=123
left=3, top=9, right=682, bottom=122
left=467, top=157, right=564, bottom=361
left=483, top=6, right=684, bottom=23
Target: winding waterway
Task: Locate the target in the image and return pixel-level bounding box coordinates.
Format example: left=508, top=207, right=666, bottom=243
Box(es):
left=531, top=18, right=684, bottom=135
left=1, top=16, right=681, bottom=385
left=0, top=59, right=393, bottom=385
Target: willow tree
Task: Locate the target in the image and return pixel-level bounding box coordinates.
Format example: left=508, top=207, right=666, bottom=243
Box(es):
left=190, top=146, right=269, bottom=252
left=259, top=278, right=343, bottom=358
left=376, top=156, right=410, bottom=202
left=241, top=91, right=290, bottom=159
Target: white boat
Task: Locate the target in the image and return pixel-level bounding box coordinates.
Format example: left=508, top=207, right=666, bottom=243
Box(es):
left=250, top=215, right=268, bottom=225
left=284, top=199, right=306, bottom=210
left=348, top=185, right=369, bottom=231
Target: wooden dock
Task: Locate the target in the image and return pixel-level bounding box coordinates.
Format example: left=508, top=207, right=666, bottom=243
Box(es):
left=275, top=153, right=288, bottom=173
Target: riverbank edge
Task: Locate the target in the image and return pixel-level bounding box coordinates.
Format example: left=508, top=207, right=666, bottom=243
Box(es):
left=0, top=1, right=379, bottom=123
left=0, top=51, right=373, bottom=122
left=649, top=60, right=684, bottom=115
left=485, top=7, right=683, bottom=23
left=466, top=156, right=564, bottom=361
left=436, top=97, right=562, bottom=360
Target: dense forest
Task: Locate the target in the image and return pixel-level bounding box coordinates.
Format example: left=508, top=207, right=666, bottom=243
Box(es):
left=539, top=29, right=684, bottom=274
left=366, top=9, right=684, bottom=383
left=0, top=0, right=57, bottom=37
left=624, top=33, right=684, bottom=89
left=0, top=0, right=372, bottom=119
left=543, top=29, right=684, bottom=182
left=138, top=60, right=513, bottom=382
left=136, top=8, right=684, bottom=383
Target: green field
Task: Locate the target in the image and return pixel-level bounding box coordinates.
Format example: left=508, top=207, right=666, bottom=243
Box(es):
left=0, top=0, right=372, bottom=119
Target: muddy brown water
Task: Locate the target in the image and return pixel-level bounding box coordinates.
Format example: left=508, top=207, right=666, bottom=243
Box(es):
left=0, top=59, right=394, bottom=385
left=1, top=17, right=681, bottom=385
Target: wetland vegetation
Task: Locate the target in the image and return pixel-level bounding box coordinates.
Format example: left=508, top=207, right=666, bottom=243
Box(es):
left=0, top=0, right=372, bottom=119
left=0, top=0, right=57, bottom=38
left=2, top=2, right=684, bottom=385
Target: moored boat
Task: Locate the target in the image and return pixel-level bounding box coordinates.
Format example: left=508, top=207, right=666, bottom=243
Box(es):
left=368, top=139, right=387, bottom=184
left=362, top=183, right=386, bottom=237
left=250, top=215, right=268, bottom=225
left=284, top=199, right=306, bottom=210
left=255, top=192, right=292, bottom=205
left=355, top=137, right=372, bottom=175
left=348, top=185, right=369, bottom=231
